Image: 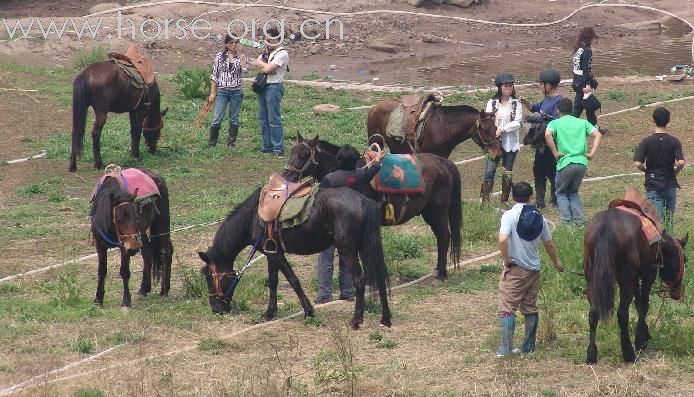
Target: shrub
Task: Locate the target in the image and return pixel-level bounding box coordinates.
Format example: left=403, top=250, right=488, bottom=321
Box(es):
left=74, top=47, right=107, bottom=70
left=174, top=68, right=212, bottom=99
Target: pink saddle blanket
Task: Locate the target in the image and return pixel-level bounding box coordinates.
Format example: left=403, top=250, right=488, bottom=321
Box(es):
left=91, top=168, right=160, bottom=202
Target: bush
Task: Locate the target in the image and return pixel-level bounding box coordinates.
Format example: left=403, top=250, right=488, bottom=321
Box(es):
left=174, top=68, right=211, bottom=99
left=74, top=388, right=105, bottom=397
left=74, top=47, right=107, bottom=70
left=179, top=266, right=207, bottom=299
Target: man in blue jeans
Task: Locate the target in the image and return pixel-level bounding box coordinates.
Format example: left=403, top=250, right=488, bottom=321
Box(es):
left=254, top=27, right=289, bottom=158
left=544, top=98, right=602, bottom=225
left=208, top=34, right=249, bottom=147
left=633, top=107, right=686, bottom=232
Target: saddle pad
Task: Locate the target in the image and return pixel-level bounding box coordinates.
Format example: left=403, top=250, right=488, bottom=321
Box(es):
left=615, top=206, right=661, bottom=245
left=112, top=60, right=145, bottom=88
left=278, top=185, right=319, bottom=229
left=385, top=104, right=407, bottom=141
left=373, top=154, right=426, bottom=194
left=92, top=168, right=160, bottom=203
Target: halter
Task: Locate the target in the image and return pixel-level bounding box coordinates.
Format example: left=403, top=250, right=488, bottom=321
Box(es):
left=284, top=141, right=318, bottom=176
left=662, top=238, right=685, bottom=299
left=473, top=117, right=498, bottom=148
left=207, top=263, right=237, bottom=303
left=142, top=115, right=164, bottom=133
left=98, top=201, right=141, bottom=248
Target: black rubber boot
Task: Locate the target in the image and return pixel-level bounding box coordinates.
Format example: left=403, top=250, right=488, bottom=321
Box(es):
left=227, top=125, right=239, bottom=147
left=208, top=125, right=221, bottom=147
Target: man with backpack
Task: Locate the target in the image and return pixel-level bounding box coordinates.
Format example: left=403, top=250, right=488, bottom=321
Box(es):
left=497, top=182, right=563, bottom=357
left=520, top=69, right=564, bottom=209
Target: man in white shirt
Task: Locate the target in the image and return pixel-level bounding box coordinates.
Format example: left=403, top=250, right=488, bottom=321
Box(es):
left=254, top=27, right=290, bottom=158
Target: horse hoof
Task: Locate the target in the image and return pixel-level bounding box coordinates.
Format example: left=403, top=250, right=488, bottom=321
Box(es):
left=431, top=278, right=445, bottom=286
left=351, top=322, right=360, bottom=330
left=93, top=299, right=103, bottom=306
left=137, top=290, right=148, bottom=297
left=68, top=165, right=77, bottom=173
left=380, top=320, right=392, bottom=328
left=120, top=306, right=131, bottom=312
left=586, top=357, right=597, bottom=365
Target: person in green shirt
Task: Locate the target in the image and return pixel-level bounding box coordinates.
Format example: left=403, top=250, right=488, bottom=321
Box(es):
left=544, top=98, right=602, bottom=225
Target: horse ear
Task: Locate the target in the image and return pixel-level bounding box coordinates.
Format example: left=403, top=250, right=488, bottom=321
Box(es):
left=198, top=251, right=210, bottom=264
left=130, top=187, right=139, bottom=201
left=680, top=233, right=689, bottom=248
left=297, top=133, right=304, bottom=142
left=312, top=135, right=319, bottom=143
left=160, top=107, right=169, bottom=117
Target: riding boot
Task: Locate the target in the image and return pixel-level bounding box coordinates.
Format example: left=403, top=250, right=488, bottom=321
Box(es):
left=500, top=175, right=513, bottom=205
left=227, top=125, right=239, bottom=147
left=496, top=313, right=516, bottom=357
left=535, top=178, right=547, bottom=209
left=480, top=180, right=494, bottom=207
left=521, top=313, right=539, bottom=353
left=208, top=125, right=221, bottom=147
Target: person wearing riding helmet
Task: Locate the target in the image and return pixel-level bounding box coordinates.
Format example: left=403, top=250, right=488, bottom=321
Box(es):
left=520, top=69, right=564, bottom=209
left=571, top=27, right=608, bottom=135
left=481, top=72, right=523, bottom=206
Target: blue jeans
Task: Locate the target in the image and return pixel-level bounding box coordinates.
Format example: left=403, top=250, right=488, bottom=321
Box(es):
left=211, top=89, right=244, bottom=128
left=646, top=188, right=677, bottom=232
left=555, top=163, right=587, bottom=225
left=257, top=83, right=285, bottom=153
left=484, top=149, right=518, bottom=182
left=316, top=245, right=354, bottom=300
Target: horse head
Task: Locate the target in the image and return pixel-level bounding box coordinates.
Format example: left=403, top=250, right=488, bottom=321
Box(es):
left=471, top=109, right=501, bottom=160
left=283, top=134, right=339, bottom=182
left=661, top=233, right=688, bottom=300
left=93, top=178, right=141, bottom=255
left=143, top=107, right=168, bottom=153
left=198, top=250, right=237, bottom=314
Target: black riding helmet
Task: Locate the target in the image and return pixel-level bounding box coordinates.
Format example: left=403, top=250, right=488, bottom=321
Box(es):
left=494, top=72, right=515, bottom=86
left=538, top=69, right=561, bottom=86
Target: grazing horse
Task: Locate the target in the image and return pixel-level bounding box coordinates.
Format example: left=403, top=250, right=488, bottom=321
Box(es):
left=584, top=208, right=687, bottom=364
left=69, top=61, right=168, bottom=172
left=367, top=99, right=501, bottom=159
left=283, top=135, right=462, bottom=281
left=198, top=186, right=392, bottom=330
left=90, top=168, right=173, bottom=308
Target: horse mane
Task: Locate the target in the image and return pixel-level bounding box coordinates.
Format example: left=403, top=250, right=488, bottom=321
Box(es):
left=91, top=177, right=130, bottom=232
left=208, top=188, right=261, bottom=267
left=434, top=104, right=481, bottom=125
left=317, top=139, right=340, bottom=155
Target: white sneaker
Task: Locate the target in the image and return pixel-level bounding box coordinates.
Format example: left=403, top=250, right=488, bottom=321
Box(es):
left=512, top=348, right=522, bottom=354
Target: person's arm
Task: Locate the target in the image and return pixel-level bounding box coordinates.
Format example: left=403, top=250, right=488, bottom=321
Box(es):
left=581, top=47, right=593, bottom=91
left=586, top=128, right=602, bottom=160
left=500, top=100, right=523, bottom=134
left=634, top=161, right=646, bottom=172
left=319, top=177, right=333, bottom=188
left=542, top=240, right=564, bottom=272
left=255, top=49, right=284, bottom=74
left=499, top=233, right=512, bottom=268
left=209, top=56, right=219, bottom=103
left=674, top=139, right=686, bottom=176
left=545, top=126, right=561, bottom=159
left=364, top=161, right=382, bottom=180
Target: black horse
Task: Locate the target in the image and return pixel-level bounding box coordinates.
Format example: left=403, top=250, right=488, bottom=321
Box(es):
left=69, top=61, right=168, bottom=172
left=90, top=168, right=173, bottom=308
left=283, top=135, right=462, bottom=281
left=584, top=208, right=687, bottom=364
left=198, top=186, right=392, bottom=329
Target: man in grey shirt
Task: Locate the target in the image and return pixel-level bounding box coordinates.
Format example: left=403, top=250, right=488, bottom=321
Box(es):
left=497, top=182, right=563, bottom=357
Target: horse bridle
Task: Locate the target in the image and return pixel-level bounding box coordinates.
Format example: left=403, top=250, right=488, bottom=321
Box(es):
left=472, top=117, right=499, bottom=148
left=207, top=263, right=237, bottom=304
left=142, top=116, right=164, bottom=133
left=284, top=141, right=318, bottom=176
left=111, top=201, right=141, bottom=246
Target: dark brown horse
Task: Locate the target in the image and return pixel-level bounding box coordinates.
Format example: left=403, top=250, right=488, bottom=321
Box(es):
left=69, top=61, right=168, bottom=172
left=584, top=209, right=687, bottom=364
left=283, top=135, right=462, bottom=281
left=198, top=186, right=392, bottom=330
left=367, top=99, right=501, bottom=159
left=90, top=168, right=173, bottom=308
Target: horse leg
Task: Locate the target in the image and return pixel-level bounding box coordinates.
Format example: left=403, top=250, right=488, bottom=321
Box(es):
left=276, top=255, right=315, bottom=318
left=635, top=273, right=656, bottom=351
left=263, top=258, right=280, bottom=321
left=159, top=238, right=173, bottom=296
left=92, top=111, right=108, bottom=169
left=586, top=307, right=599, bottom=364
left=617, top=285, right=637, bottom=363
left=422, top=207, right=450, bottom=281
left=119, top=249, right=132, bottom=308
left=94, top=242, right=108, bottom=306
left=138, top=236, right=153, bottom=296
left=340, top=250, right=365, bottom=330
left=129, top=111, right=144, bottom=159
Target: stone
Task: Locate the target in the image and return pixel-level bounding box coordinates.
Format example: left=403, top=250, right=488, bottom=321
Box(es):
left=367, top=42, right=399, bottom=54
left=313, top=104, right=341, bottom=115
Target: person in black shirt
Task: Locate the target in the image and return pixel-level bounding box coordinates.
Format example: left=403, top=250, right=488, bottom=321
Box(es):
left=315, top=145, right=382, bottom=304
left=633, top=107, right=686, bottom=232
left=571, top=27, right=608, bottom=135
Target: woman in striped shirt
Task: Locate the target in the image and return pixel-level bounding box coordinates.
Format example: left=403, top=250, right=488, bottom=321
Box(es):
left=208, top=34, right=249, bottom=147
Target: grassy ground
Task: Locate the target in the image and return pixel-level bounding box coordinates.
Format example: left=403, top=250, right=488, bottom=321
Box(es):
left=0, top=61, right=693, bottom=396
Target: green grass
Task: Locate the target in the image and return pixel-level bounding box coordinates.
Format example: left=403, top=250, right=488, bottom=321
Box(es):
left=74, top=388, right=106, bottom=397
left=73, top=46, right=108, bottom=70
left=198, top=337, right=227, bottom=354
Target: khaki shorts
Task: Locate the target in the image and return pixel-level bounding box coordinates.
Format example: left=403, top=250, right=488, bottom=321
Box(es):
left=498, top=264, right=540, bottom=314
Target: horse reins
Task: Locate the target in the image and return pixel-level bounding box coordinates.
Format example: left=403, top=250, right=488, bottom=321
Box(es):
left=284, top=141, right=318, bottom=175
left=207, top=263, right=237, bottom=303
left=207, top=234, right=263, bottom=304
left=142, top=116, right=164, bottom=133
left=473, top=118, right=498, bottom=148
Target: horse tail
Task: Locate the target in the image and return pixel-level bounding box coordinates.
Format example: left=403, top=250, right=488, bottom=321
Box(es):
left=445, top=159, right=462, bottom=269
left=71, top=73, right=90, bottom=157
left=360, top=199, right=390, bottom=294
left=149, top=175, right=172, bottom=284
left=590, top=217, right=617, bottom=323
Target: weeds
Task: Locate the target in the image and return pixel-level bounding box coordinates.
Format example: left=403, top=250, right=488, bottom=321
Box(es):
left=73, top=47, right=107, bottom=70
left=73, top=339, right=94, bottom=354
left=179, top=266, right=207, bottom=299
left=51, top=264, right=81, bottom=307
left=199, top=338, right=227, bottom=355
left=73, top=388, right=106, bottom=397
left=173, top=68, right=212, bottom=99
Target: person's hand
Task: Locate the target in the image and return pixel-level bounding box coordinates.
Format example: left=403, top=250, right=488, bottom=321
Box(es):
left=586, top=152, right=595, bottom=161
left=208, top=93, right=216, bottom=104
left=554, top=151, right=565, bottom=160
left=496, top=127, right=504, bottom=138
left=583, top=85, right=593, bottom=94
left=254, top=56, right=264, bottom=67
left=555, top=261, right=564, bottom=272
left=519, top=96, right=531, bottom=108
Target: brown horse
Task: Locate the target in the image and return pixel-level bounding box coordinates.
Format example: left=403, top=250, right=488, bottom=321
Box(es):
left=367, top=99, right=501, bottom=159
left=69, top=61, right=168, bottom=172
left=584, top=208, right=687, bottom=364
left=283, top=135, right=462, bottom=281
left=90, top=168, right=173, bottom=308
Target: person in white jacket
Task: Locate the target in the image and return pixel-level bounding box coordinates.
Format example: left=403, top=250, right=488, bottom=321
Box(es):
left=480, top=72, right=523, bottom=206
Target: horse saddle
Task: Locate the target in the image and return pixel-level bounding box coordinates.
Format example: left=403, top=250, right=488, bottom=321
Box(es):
left=258, top=174, right=315, bottom=223
left=108, top=44, right=155, bottom=87
left=609, top=188, right=663, bottom=244
left=386, top=93, right=441, bottom=148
